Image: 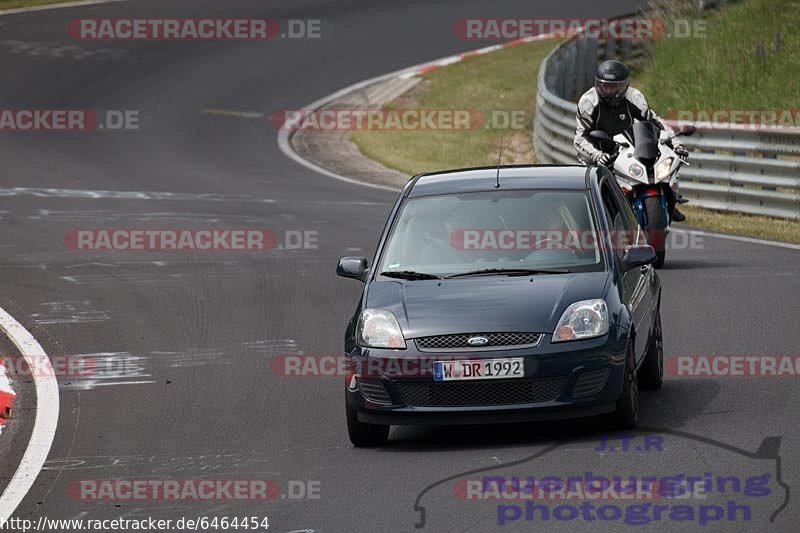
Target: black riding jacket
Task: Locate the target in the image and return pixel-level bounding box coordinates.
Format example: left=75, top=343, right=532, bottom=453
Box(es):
left=574, top=86, right=674, bottom=162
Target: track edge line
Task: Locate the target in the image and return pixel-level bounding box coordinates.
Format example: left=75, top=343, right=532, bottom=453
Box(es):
left=0, top=305, right=59, bottom=523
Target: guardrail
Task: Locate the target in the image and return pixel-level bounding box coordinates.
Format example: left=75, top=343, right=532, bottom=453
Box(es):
left=533, top=20, right=800, bottom=220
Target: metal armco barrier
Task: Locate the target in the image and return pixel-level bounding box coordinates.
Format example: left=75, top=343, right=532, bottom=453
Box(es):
left=533, top=19, right=800, bottom=220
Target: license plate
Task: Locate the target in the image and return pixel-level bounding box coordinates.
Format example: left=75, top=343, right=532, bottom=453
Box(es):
left=433, top=358, right=524, bottom=382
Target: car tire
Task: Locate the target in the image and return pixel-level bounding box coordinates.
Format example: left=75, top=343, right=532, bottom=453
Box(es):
left=345, top=392, right=389, bottom=447
left=639, top=307, right=664, bottom=390
left=608, top=341, right=639, bottom=429
left=644, top=196, right=667, bottom=269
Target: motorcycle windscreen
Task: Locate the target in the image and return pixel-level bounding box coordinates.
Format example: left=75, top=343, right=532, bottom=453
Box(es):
left=632, top=121, right=660, bottom=164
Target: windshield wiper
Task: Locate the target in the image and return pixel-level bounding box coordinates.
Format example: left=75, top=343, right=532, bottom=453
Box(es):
left=446, top=268, right=570, bottom=278
left=380, top=270, right=443, bottom=280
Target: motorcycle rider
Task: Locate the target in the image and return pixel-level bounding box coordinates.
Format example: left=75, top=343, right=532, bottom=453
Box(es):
left=574, top=59, right=687, bottom=222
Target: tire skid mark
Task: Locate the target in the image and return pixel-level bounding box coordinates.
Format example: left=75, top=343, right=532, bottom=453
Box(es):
left=243, top=339, right=304, bottom=356
left=30, top=300, right=110, bottom=325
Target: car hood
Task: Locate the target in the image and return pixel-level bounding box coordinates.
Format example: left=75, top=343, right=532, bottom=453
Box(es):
left=365, top=272, right=610, bottom=339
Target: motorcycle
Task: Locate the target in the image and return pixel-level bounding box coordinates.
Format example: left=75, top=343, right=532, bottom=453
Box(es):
left=588, top=121, right=695, bottom=268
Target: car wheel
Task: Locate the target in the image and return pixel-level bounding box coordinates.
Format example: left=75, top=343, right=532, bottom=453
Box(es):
left=345, top=391, right=389, bottom=447
left=639, top=307, right=664, bottom=390
left=608, top=341, right=639, bottom=429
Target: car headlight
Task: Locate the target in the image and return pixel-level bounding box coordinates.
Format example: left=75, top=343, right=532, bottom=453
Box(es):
left=356, top=309, right=406, bottom=349
left=655, top=157, right=674, bottom=181
left=552, top=299, right=609, bottom=342
left=628, top=163, right=644, bottom=178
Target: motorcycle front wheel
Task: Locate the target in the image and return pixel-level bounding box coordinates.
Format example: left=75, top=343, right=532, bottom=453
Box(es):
left=643, top=196, right=667, bottom=268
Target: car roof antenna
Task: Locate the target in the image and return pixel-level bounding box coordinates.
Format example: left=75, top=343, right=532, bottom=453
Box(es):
left=495, top=131, right=504, bottom=188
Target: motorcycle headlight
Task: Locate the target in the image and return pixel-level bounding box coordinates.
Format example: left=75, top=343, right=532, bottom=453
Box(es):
left=357, top=309, right=406, bottom=349
left=628, top=163, right=644, bottom=178
left=655, top=157, right=674, bottom=181
left=552, top=299, right=609, bottom=342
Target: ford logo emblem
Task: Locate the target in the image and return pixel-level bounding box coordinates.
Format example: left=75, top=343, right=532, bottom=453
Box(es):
left=467, top=336, right=490, bottom=346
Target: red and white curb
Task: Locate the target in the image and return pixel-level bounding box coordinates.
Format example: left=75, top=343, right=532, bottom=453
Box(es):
left=397, top=34, right=554, bottom=80
left=0, top=362, right=14, bottom=429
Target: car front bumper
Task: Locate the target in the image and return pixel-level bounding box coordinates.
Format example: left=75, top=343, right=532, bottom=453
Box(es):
left=346, top=332, right=628, bottom=426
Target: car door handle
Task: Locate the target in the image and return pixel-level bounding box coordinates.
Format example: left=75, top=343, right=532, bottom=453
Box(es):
left=640, top=265, right=649, bottom=274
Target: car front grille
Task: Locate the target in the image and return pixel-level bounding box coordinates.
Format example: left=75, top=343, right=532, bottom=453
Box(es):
left=393, top=377, right=565, bottom=407
left=415, top=332, right=543, bottom=352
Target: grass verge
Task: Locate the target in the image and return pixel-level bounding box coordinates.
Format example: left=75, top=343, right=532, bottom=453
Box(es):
left=351, top=39, right=556, bottom=175
left=633, top=0, right=800, bottom=111
left=679, top=205, right=800, bottom=244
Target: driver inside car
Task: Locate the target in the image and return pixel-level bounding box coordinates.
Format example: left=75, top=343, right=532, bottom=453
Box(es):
left=417, top=208, right=475, bottom=265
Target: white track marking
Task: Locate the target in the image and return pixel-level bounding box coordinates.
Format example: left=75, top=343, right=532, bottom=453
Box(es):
left=0, top=0, right=126, bottom=16
left=672, top=228, right=800, bottom=250
left=0, top=306, right=59, bottom=523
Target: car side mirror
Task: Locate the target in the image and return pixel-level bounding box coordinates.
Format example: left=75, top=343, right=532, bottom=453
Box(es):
left=337, top=256, right=368, bottom=281
left=676, top=125, right=696, bottom=137
left=622, top=245, right=657, bottom=270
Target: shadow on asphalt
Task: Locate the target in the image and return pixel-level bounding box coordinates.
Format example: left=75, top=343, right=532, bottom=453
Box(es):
left=384, top=379, right=721, bottom=451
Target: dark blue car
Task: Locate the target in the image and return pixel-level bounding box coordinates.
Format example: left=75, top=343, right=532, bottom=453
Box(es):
left=337, top=165, right=663, bottom=446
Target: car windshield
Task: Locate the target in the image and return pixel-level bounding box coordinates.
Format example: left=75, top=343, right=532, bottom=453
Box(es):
left=378, top=189, right=604, bottom=277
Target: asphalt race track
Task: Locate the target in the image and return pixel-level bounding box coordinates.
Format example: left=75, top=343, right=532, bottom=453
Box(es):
left=0, top=1, right=798, bottom=532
